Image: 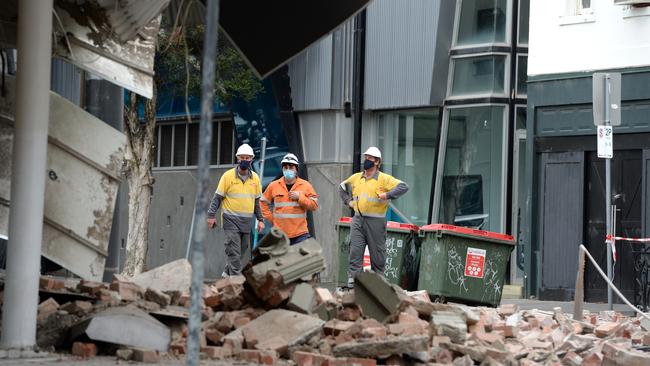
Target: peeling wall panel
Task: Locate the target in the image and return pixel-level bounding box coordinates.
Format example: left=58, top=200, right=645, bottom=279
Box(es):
left=0, top=75, right=126, bottom=280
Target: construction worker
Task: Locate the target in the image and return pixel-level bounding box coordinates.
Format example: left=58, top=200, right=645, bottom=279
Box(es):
left=207, top=143, right=265, bottom=277
left=261, top=153, right=318, bottom=245
left=338, top=147, right=409, bottom=287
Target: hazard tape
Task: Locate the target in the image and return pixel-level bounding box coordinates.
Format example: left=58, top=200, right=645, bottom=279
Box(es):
left=606, top=234, right=650, bottom=243
left=605, top=234, right=650, bottom=263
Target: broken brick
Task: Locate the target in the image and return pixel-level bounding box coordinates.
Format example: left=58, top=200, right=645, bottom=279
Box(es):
left=233, top=316, right=250, bottom=328
left=595, top=322, right=619, bottom=338
left=37, top=298, right=60, bottom=321
left=131, top=348, right=159, bottom=363
left=324, top=320, right=355, bottom=336
left=39, top=276, right=65, bottom=290
left=259, top=350, right=279, bottom=365
left=314, top=287, right=333, bottom=304
left=110, top=281, right=142, bottom=302
left=498, top=303, right=519, bottom=317
left=204, top=328, right=224, bottom=345
left=201, top=346, right=231, bottom=359
left=60, top=301, right=93, bottom=315
left=144, top=288, right=171, bottom=307
left=236, top=349, right=262, bottom=363
left=71, top=342, right=97, bottom=359
left=339, top=306, right=362, bottom=321
left=77, top=280, right=105, bottom=296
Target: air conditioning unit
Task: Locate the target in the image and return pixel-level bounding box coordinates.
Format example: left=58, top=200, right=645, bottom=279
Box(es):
left=614, top=0, right=650, bottom=5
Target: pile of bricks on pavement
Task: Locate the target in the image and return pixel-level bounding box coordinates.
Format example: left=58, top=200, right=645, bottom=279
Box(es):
left=13, top=228, right=650, bottom=364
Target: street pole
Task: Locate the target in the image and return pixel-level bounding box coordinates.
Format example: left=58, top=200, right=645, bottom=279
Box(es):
left=186, top=0, right=219, bottom=365
left=605, top=74, right=613, bottom=310
left=0, top=0, right=53, bottom=350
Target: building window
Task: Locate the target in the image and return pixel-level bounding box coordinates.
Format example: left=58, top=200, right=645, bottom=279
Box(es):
left=438, top=105, right=506, bottom=233
left=567, top=0, right=592, bottom=15
left=153, top=119, right=235, bottom=168
left=375, top=110, right=440, bottom=226
left=455, top=0, right=509, bottom=47
left=518, top=0, right=530, bottom=45
left=299, top=111, right=353, bottom=163
left=449, top=54, right=508, bottom=98
left=516, top=55, right=528, bottom=97
left=560, top=0, right=595, bottom=24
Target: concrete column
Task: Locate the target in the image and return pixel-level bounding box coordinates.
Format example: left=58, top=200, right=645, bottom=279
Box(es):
left=1, top=0, right=54, bottom=349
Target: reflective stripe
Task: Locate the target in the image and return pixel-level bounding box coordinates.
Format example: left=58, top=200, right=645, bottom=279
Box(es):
left=358, top=212, right=385, bottom=218
left=309, top=197, right=318, bottom=202
left=226, top=192, right=257, bottom=199
left=273, top=213, right=307, bottom=219
left=260, top=196, right=269, bottom=202
left=223, top=209, right=254, bottom=218
left=274, top=201, right=300, bottom=207
left=216, top=190, right=225, bottom=196
left=360, top=193, right=382, bottom=203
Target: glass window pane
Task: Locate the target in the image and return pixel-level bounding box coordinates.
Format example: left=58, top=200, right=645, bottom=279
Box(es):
left=517, top=55, right=527, bottom=96
left=439, top=106, right=505, bottom=233
left=187, top=123, right=199, bottom=166
left=516, top=106, right=526, bottom=130
left=456, top=0, right=508, bottom=46
left=210, top=121, right=220, bottom=165
left=219, top=121, right=234, bottom=165
left=451, top=55, right=506, bottom=97
left=173, top=124, right=186, bottom=166
left=518, top=0, right=529, bottom=45
left=159, top=125, right=173, bottom=167
left=377, top=110, right=440, bottom=226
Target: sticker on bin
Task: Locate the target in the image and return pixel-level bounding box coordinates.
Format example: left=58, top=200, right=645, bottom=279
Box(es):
left=464, top=247, right=486, bottom=278
left=363, top=247, right=371, bottom=270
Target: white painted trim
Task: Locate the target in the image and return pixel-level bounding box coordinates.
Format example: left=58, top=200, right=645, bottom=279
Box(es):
left=622, top=5, right=650, bottom=18
left=559, top=13, right=596, bottom=25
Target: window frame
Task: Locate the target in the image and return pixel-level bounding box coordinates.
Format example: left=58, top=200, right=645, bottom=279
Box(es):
left=515, top=53, right=528, bottom=98
left=446, top=52, right=511, bottom=100
left=152, top=117, right=236, bottom=171
left=452, top=0, right=513, bottom=50
left=432, top=103, right=509, bottom=233
left=517, top=0, right=530, bottom=46
left=559, top=0, right=595, bottom=25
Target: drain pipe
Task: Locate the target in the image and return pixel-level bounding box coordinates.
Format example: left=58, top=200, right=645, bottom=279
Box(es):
left=351, top=10, right=366, bottom=173
left=1, top=0, right=53, bottom=350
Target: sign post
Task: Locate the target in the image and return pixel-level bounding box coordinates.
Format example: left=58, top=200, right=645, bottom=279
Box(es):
left=593, top=72, right=621, bottom=310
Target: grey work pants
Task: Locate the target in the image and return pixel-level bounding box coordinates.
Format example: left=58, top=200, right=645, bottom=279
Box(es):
left=348, top=215, right=386, bottom=282
left=223, top=230, right=251, bottom=275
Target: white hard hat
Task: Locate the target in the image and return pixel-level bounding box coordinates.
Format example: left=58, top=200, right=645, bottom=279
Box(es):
left=363, top=146, right=382, bottom=160
left=281, top=153, right=300, bottom=166
left=236, top=144, right=255, bottom=157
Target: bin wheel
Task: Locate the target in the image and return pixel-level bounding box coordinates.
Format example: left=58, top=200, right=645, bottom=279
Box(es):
left=434, top=296, right=446, bottom=304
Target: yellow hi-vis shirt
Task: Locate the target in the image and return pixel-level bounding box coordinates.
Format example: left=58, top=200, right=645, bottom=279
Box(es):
left=215, top=168, right=262, bottom=220
left=341, top=171, right=402, bottom=218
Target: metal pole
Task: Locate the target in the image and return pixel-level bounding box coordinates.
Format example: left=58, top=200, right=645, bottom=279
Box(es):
left=186, top=0, right=219, bottom=364
left=605, top=75, right=613, bottom=310
left=1, top=0, right=53, bottom=350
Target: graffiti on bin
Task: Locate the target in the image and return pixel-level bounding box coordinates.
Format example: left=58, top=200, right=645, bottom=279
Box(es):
left=448, top=247, right=468, bottom=292
left=341, top=233, right=351, bottom=253
left=383, top=237, right=402, bottom=280
left=481, top=252, right=506, bottom=303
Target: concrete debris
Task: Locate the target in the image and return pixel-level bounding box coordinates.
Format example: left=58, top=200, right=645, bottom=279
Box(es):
left=353, top=271, right=409, bottom=323
left=68, top=305, right=171, bottom=351
left=130, top=258, right=192, bottom=293
left=244, top=228, right=326, bottom=302
left=26, top=235, right=650, bottom=364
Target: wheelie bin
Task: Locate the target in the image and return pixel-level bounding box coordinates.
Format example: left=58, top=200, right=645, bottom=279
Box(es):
left=336, top=217, right=419, bottom=288
left=417, top=224, right=515, bottom=306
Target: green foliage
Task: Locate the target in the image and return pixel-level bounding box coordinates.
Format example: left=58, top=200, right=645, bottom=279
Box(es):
left=155, top=23, right=263, bottom=103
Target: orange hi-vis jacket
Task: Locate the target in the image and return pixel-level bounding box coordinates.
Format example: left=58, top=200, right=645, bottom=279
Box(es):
left=260, top=177, right=318, bottom=239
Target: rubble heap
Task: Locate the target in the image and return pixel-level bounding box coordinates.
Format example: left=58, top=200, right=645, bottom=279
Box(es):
left=18, top=233, right=650, bottom=365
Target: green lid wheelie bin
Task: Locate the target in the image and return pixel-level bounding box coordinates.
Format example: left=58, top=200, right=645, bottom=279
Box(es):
left=336, top=217, right=419, bottom=288
left=417, top=224, right=515, bottom=307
